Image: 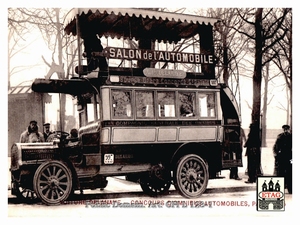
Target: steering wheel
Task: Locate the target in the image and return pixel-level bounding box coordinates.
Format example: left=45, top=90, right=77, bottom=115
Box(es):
left=46, top=131, right=69, bottom=142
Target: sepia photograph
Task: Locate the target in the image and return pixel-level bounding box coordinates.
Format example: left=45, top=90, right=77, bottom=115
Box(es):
left=5, top=1, right=297, bottom=223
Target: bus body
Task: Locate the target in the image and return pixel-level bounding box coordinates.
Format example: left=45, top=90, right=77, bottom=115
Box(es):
left=10, top=8, right=243, bottom=205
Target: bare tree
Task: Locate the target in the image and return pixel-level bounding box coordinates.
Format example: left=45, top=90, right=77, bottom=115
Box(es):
left=8, top=8, right=73, bottom=130
left=235, top=8, right=290, bottom=173
left=271, top=9, right=292, bottom=129
left=236, top=9, right=289, bottom=124
left=209, top=8, right=254, bottom=123
left=261, top=60, right=279, bottom=146
left=211, top=9, right=247, bottom=84
left=8, top=8, right=40, bottom=89
left=257, top=9, right=290, bottom=145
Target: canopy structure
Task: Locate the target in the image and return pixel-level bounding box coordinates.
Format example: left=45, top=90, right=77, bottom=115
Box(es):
left=31, top=78, right=97, bottom=96
left=64, top=8, right=219, bottom=43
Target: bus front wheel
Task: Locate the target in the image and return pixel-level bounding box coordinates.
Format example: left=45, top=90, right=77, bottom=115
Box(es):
left=174, top=154, right=208, bottom=198
left=33, top=160, right=72, bottom=206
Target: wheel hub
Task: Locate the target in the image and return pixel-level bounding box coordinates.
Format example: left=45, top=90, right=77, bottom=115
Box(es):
left=48, top=176, right=59, bottom=189
left=151, top=165, right=165, bottom=180
left=140, top=164, right=171, bottom=196
left=186, top=169, right=197, bottom=183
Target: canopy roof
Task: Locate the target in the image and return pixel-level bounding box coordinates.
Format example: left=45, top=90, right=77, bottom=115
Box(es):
left=31, top=78, right=96, bottom=96
left=64, top=8, right=219, bottom=43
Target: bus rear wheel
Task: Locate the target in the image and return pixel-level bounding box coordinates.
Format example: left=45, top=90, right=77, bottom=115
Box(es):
left=140, top=165, right=171, bottom=196
left=33, top=160, right=72, bottom=206
left=174, top=154, right=208, bottom=198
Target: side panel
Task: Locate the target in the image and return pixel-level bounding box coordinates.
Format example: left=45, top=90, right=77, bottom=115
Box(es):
left=112, top=127, right=156, bottom=142
left=157, top=128, right=177, bottom=141
left=178, top=127, right=217, bottom=141
left=109, top=126, right=218, bottom=143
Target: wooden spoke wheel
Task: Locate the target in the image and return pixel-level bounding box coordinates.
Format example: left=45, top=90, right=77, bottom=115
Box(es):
left=33, top=161, right=72, bottom=206
left=15, top=183, right=38, bottom=203
left=140, top=165, right=171, bottom=196
left=174, top=154, right=208, bottom=198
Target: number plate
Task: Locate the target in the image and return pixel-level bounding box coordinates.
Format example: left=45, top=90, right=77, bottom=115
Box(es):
left=104, top=154, right=114, bottom=164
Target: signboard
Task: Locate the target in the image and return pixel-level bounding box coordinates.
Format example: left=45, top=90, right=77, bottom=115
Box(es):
left=111, top=76, right=213, bottom=87
left=104, top=47, right=214, bottom=65
left=143, top=68, right=186, bottom=79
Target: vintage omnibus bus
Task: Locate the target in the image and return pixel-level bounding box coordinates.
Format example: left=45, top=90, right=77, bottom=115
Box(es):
left=10, top=8, right=243, bottom=205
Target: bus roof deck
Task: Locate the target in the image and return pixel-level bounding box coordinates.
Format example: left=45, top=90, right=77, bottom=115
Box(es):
left=63, top=8, right=220, bottom=79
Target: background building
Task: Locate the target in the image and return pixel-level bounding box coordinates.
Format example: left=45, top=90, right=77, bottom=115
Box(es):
left=8, top=84, right=51, bottom=155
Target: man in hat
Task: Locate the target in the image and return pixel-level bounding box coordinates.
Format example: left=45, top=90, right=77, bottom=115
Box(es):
left=43, top=123, right=54, bottom=141
left=20, top=120, right=45, bottom=143
left=273, top=125, right=292, bottom=177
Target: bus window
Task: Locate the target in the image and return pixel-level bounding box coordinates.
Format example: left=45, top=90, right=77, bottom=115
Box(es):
left=86, top=94, right=99, bottom=123
left=96, top=94, right=100, bottom=120
left=179, top=92, right=196, bottom=118
left=111, top=90, right=132, bottom=118
left=157, top=91, right=176, bottom=118
left=135, top=91, right=154, bottom=118
left=79, top=112, right=85, bottom=126
left=87, top=103, right=94, bottom=123
left=198, top=93, right=216, bottom=118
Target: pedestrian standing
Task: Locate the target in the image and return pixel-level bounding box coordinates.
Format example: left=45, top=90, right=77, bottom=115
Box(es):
left=43, top=123, right=53, bottom=141
left=273, top=125, right=292, bottom=177
left=244, top=123, right=261, bottom=183
left=20, top=120, right=45, bottom=143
